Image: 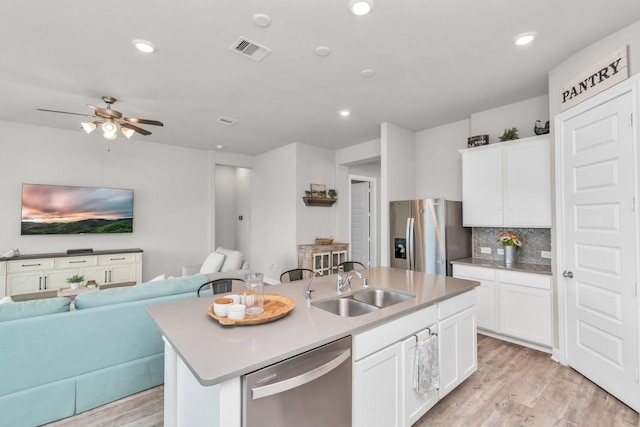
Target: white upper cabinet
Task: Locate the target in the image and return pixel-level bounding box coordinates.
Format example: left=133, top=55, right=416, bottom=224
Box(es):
left=460, top=135, right=551, bottom=227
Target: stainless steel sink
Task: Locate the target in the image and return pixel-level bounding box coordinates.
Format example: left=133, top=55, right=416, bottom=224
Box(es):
left=352, top=288, right=415, bottom=308
left=311, top=288, right=415, bottom=317
left=311, top=297, right=379, bottom=317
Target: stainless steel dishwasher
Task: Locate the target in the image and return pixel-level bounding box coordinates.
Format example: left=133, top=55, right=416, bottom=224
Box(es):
left=242, top=336, right=352, bottom=426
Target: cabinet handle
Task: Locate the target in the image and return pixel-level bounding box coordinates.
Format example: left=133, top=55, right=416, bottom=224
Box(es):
left=110, top=257, right=125, bottom=261
left=22, top=263, right=41, bottom=267
left=69, top=260, right=86, bottom=264
left=43, top=277, right=47, bottom=290
left=39, top=277, right=42, bottom=291
left=104, top=271, right=108, bottom=282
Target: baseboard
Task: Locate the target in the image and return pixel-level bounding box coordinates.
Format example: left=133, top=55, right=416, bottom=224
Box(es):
left=478, top=329, right=552, bottom=354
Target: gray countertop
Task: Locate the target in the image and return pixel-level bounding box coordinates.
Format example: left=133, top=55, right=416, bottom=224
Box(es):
left=450, top=257, right=552, bottom=275
left=147, top=266, right=478, bottom=386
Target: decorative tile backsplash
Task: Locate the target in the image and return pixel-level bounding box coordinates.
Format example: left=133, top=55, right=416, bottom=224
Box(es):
left=472, top=227, right=551, bottom=265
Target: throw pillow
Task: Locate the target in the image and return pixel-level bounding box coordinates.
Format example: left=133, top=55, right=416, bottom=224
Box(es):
left=150, top=273, right=166, bottom=281
left=199, top=252, right=226, bottom=274
left=0, top=296, right=14, bottom=304
left=216, top=247, right=244, bottom=272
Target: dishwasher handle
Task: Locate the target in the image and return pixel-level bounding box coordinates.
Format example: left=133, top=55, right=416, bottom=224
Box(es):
left=251, top=348, right=351, bottom=400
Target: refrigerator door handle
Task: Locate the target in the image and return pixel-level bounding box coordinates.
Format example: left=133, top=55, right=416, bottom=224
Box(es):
left=407, top=217, right=415, bottom=270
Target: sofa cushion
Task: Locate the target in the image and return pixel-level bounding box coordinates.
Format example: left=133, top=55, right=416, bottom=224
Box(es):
left=216, top=247, right=244, bottom=272
left=74, top=275, right=209, bottom=310
left=0, top=297, right=70, bottom=322
left=199, top=251, right=225, bottom=274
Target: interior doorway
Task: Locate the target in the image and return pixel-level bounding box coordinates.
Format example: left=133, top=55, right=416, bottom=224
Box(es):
left=350, top=175, right=375, bottom=268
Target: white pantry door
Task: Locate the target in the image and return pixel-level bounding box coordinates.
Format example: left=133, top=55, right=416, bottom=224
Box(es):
left=558, top=89, right=639, bottom=410
left=351, top=180, right=371, bottom=267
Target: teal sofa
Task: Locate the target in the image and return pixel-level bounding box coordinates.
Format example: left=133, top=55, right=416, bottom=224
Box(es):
left=0, top=274, right=215, bottom=427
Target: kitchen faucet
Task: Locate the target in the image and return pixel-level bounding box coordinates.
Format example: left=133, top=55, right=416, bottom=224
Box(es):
left=337, top=270, right=362, bottom=294
left=306, top=277, right=315, bottom=300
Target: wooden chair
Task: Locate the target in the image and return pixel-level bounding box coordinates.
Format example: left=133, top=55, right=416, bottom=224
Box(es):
left=280, top=268, right=316, bottom=283
left=338, top=261, right=366, bottom=272
left=197, top=278, right=245, bottom=297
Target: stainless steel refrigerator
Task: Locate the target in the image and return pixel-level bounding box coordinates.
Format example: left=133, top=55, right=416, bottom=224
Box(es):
left=389, top=198, right=471, bottom=276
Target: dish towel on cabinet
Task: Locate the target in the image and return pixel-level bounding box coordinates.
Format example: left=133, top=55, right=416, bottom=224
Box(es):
left=413, top=334, right=439, bottom=393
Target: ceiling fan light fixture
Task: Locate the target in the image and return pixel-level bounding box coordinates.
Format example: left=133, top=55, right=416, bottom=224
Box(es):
left=122, top=127, right=135, bottom=139
left=132, top=39, right=156, bottom=54
left=81, top=122, right=97, bottom=134
left=102, top=121, right=117, bottom=133
left=349, top=0, right=373, bottom=16
left=103, top=131, right=117, bottom=140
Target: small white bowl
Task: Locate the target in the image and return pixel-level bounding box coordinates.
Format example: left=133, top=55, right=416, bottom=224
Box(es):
left=228, top=294, right=241, bottom=304
left=227, top=304, right=246, bottom=320
left=213, top=297, right=233, bottom=317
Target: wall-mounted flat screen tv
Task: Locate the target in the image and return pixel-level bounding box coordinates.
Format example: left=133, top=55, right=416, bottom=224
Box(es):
left=21, top=184, right=134, bottom=235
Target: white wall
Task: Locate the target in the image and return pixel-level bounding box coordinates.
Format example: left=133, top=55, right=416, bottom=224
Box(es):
left=295, top=144, right=336, bottom=245
left=471, top=95, right=550, bottom=143
left=0, top=120, right=210, bottom=280
left=250, top=144, right=297, bottom=277
left=415, top=119, right=470, bottom=201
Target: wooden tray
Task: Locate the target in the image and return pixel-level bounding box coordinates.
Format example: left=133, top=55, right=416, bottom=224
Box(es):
left=207, top=294, right=295, bottom=326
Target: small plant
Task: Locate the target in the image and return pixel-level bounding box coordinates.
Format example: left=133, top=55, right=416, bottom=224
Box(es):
left=305, top=190, right=312, bottom=197
left=66, top=274, right=85, bottom=284
left=328, top=189, right=337, bottom=198
left=496, top=231, right=522, bottom=247
left=499, top=127, right=519, bottom=141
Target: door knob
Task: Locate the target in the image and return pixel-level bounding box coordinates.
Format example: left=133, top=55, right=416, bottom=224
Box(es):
left=562, top=270, right=574, bottom=279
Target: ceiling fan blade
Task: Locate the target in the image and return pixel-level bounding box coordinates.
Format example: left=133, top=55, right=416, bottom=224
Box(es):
left=124, top=117, right=164, bottom=126
left=120, top=121, right=152, bottom=136
left=88, top=105, right=121, bottom=119
left=36, top=108, right=95, bottom=118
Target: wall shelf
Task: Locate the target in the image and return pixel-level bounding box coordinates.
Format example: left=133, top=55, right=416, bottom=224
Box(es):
left=302, top=197, right=337, bottom=207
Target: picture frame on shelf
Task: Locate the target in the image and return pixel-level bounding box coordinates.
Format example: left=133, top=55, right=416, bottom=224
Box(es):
left=310, top=183, right=327, bottom=198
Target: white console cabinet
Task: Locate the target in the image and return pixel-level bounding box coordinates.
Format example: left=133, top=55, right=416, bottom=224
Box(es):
left=297, top=243, right=348, bottom=276
left=2, top=249, right=143, bottom=297
left=452, top=264, right=551, bottom=351
left=460, top=135, right=551, bottom=227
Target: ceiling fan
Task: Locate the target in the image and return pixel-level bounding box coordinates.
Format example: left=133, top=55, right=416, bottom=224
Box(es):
left=37, top=96, right=163, bottom=140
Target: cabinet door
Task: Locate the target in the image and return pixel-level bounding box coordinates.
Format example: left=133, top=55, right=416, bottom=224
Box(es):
left=461, top=146, right=503, bottom=226
left=402, top=333, right=439, bottom=426
left=353, top=342, right=403, bottom=427
left=504, top=138, right=551, bottom=227
left=109, top=264, right=138, bottom=284
left=452, top=265, right=497, bottom=331
left=312, top=252, right=331, bottom=277
left=499, top=283, right=551, bottom=345
left=6, top=272, right=44, bottom=295
left=438, top=306, right=477, bottom=399
left=79, top=266, right=109, bottom=285
left=45, top=268, right=77, bottom=291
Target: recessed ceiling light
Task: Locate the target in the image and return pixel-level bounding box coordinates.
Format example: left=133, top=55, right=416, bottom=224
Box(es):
left=252, top=14, right=272, bottom=27
left=132, top=39, right=156, bottom=54
left=216, top=144, right=225, bottom=150
left=514, top=32, right=537, bottom=46
left=315, top=46, right=332, bottom=57
left=361, top=69, right=375, bottom=78
left=339, top=109, right=351, bottom=117
left=349, top=0, right=374, bottom=16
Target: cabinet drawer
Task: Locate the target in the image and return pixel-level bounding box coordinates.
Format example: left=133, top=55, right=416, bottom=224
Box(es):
left=56, top=256, right=98, bottom=268
left=98, top=253, right=137, bottom=265
left=352, top=304, right=437, bottom=361
left=452, top=264, right=495, bottom=281
left=498, top=270, right=551, bottom=290
left=438, top=290, right=476, bottom=320
left=7, top=258, right=54, bottom=272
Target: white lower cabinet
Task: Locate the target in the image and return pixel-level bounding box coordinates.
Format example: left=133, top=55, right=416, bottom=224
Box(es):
left=437, top=290, right=477, bottom=399
left=352, top=291, right=476, bottom=427
left=353, top=342, right=403, bottom=427
left=452, top=264, right=552, bottom=349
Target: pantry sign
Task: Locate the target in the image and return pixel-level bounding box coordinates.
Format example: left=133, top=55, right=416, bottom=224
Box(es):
left=560, top=46, right=628, bottom=112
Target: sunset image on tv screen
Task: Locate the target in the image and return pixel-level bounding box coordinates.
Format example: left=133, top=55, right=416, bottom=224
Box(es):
left=21, top=184, right=134, bottom=235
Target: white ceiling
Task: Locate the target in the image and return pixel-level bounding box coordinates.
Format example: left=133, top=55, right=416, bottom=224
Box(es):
left=2, top=1, right=640, bottom=156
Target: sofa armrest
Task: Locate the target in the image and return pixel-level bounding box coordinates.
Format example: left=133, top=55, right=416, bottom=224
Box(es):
left=181, top=264, right=200, bottom=276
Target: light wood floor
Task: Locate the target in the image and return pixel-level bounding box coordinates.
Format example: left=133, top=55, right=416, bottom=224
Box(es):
left=45, top=335, right=638, bottom=427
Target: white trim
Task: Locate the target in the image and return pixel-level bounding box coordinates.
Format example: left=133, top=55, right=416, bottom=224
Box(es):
left=349, top=174, right=377, bottom=267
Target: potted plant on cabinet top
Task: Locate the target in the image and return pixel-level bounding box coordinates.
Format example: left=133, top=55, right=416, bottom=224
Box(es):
left=328, top=189, right=337, bottom=199
left=66, top=274, right=85, bottom=290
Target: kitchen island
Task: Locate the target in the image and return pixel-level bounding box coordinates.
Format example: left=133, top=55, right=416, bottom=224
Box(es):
left=148, top=267, right=479, bottom=427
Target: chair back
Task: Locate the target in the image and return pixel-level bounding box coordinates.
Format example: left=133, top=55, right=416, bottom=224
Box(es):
left=338, top=261, right=366, bottom=272
left=280, top=268, right=315, bottom=283
left=197, top=278, right=245, bottom=297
